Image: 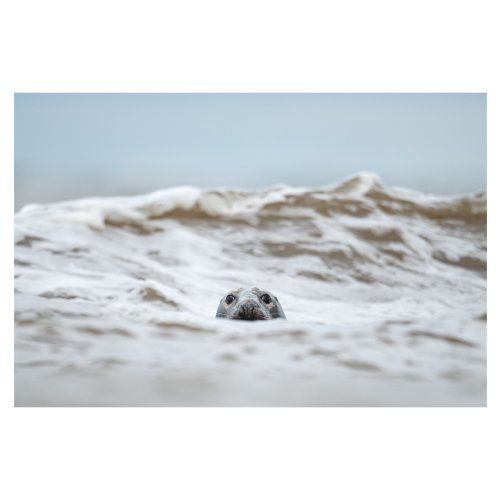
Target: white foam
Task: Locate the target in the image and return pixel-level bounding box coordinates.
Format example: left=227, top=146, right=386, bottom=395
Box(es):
left=14, top=176, right=487, bottom=406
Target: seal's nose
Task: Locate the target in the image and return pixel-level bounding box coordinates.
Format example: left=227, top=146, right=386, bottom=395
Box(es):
left=236, top=300, right=262, bottom=320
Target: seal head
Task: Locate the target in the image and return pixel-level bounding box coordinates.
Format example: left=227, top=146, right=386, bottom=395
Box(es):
left=216, top=286, right=286, bottom=320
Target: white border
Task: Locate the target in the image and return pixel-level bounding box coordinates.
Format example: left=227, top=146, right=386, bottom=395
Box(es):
left=2, top=1, right=498, bottom=500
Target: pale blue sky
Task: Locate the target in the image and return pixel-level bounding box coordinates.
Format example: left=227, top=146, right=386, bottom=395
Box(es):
left=15, top=93, right=486, bottom=208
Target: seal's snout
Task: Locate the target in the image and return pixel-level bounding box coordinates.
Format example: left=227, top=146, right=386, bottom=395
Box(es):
left=234, top=299, right=267, bottom=321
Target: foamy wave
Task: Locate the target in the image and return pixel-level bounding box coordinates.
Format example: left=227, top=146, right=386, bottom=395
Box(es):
left=17, top=173, right=486, bottom=230
left=15, top=173, right=487, bottom=406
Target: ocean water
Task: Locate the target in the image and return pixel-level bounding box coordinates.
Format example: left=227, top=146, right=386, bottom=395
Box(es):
left=14, top=173, right=487, bottom=406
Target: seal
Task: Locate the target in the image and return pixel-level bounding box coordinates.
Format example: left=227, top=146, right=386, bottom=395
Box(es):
left=216, top=286, right=286, bottom=320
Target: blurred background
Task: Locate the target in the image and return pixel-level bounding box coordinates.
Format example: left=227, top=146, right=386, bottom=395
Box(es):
left=14, top=93, right=486, bottom=211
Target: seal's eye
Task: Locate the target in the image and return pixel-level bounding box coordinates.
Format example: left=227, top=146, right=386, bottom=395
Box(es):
left=225, top=294, right=236, bottom=304
left=261, top=294, right=272, bottom=304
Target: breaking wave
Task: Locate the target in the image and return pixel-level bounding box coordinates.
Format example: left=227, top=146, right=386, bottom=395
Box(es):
left=14, top=173, right=487, bottom=406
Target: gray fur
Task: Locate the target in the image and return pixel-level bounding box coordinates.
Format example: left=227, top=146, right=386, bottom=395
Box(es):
left=216, top=286, right=286, bottom=320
